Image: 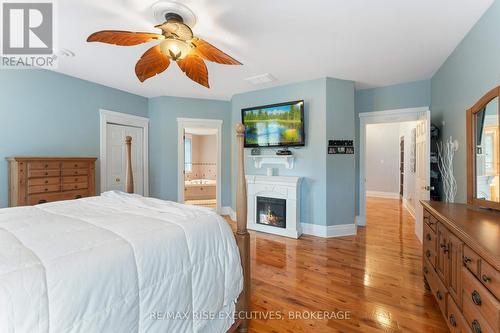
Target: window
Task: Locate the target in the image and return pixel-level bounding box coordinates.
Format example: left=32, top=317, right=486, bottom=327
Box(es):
left=185, top=137, right=192, bottom=173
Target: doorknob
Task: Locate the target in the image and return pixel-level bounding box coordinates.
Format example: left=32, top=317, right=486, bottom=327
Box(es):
left=116, top=177, right=121, bottom=182
left=424, top=185, right=435, bottom=191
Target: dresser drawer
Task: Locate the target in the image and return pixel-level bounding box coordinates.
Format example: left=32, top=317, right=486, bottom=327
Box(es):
left=63, top=176, right=87, bottom=184
left=62, top=161, right=89, bottom=169
left=480, top=260, right=500, bottom=300
left=29, top=177, right=60, bottom=186
left=28, top=184, right=60, bottom=194
left=462, top=267, right=500, bottom=332
left=463, top=246, right=481, bottom=278
left=447, top=294, right=470, bottom=333
left=425, top=255, right=448, bottom=316
left=424, top=210, right=438, bottom=232
left=62, top=182, right=88, bottom=191
left=62, top=168, right=88, bottom=176
left=28, top=161, right=60, bottom=170
left=29, top=169, right=60, bottom=178
left=463, top=295, right=496, bottom=333
left=28, top=190, right=88, bottom=205
left=424, top=223, right=437, bottom=267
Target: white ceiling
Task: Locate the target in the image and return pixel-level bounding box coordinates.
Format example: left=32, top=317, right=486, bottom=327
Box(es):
left=54, top=0, right=493, bottom=100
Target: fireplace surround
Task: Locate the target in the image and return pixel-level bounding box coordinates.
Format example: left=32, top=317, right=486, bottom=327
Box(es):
left=246, top=175, right=302, bottom=238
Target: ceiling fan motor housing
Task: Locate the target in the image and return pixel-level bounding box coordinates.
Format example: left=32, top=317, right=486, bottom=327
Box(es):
left=164, top=12, right=183, bottom=23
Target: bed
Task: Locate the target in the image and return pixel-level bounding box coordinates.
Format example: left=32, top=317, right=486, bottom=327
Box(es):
left=0, top=124, right=250, bottom=333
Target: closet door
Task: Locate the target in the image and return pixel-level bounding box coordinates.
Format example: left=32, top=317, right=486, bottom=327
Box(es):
left=106, top=124, right=144, bottom=195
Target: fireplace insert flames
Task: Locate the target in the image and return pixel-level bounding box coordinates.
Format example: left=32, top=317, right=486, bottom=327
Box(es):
left=256, top=196, right=286, bottom=228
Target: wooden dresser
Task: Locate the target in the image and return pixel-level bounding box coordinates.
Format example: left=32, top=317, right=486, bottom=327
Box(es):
left=422, top=201, right=500, bottom=333
left=7, top=157, right=97, bottom=206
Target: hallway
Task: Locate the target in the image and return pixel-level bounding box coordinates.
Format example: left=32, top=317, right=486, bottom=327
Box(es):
left=227, top=197, right=448, bottom=332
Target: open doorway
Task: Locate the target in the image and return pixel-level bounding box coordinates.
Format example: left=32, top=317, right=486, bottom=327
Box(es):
left=177, top=118, right=222, bottom=213
left=359, top=108, right=430, bottom=241
left=184, top=129, right=217, bottom=208
left=365, top=121, right=417, bottom=216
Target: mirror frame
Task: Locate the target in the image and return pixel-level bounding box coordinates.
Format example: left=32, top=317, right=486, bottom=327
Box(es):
left=467, top=86, right=500, bottom=210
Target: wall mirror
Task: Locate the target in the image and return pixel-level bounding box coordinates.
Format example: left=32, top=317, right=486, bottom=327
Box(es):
left=467, top=86, right=500, bottom=209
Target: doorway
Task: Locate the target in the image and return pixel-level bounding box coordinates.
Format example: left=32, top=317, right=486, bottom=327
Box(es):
left=359, top=107, right=430, bottom=241
left=100, top=110, right=149, bottom=196
left=177, top=118, right=222, bottom=213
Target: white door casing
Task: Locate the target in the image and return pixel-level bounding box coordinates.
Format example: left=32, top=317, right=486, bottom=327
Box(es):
left=359, top=107, right=430, bottom=241
left=100, top=109, right=149, bottom=196
left=414, top=110, right=431, bottom=242
left=177, top=118, right=223, bottom=214
left=106, top=124, right=144, bottom=195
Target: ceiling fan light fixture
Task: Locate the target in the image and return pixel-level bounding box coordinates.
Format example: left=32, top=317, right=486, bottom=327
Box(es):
left=160, top=38, right=191, bottom=60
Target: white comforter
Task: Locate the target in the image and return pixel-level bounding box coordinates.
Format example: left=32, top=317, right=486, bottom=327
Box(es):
left=0, top=191, right=243, bottom=333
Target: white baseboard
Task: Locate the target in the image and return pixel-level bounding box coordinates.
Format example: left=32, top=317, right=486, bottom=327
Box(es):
left=403, top=199, right=416, bottom=218
left=220, top=206, right=236, bottom=221
left=366, top=191, right=400, bottom=199
left=301, top=222, right=356, bottom=238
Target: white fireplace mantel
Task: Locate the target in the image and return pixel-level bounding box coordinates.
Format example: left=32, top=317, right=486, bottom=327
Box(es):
left=246, top=175, right=302, bottom=238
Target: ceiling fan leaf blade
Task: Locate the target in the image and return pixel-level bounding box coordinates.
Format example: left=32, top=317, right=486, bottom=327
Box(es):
left=87, top=30, right=163, bottom=46
left=135, top=45, right=170, bottom=82
left=176, top=55, right=210, bottom=88
left=191, top=37, right=241, bottom=65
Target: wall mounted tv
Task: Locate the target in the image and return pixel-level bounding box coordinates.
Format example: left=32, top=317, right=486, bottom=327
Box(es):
left=242, top=100, right=305, bottom=148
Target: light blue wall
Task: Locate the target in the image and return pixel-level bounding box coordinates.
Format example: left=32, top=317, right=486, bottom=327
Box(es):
left=231, top=79, right=328, bottom=225
left=326, top=78, right=356, bottom=225
left=0, top=69, right=148, bottom=208
left=231, top=78, right=356, bottom=226
left=431, top=0, right=500, bottom=203
left=354, top=80, right=431, bottom=213
left=148, top=96, right=232, bottom=206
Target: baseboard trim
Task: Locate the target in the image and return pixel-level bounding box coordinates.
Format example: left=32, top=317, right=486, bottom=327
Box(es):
left=366, top=191, right=400, bottom=199
left=402, top=198, right=415, bottom=218
left=301, top=222, right=356, bottom=238
left=221, top=206, right=237, bottom=221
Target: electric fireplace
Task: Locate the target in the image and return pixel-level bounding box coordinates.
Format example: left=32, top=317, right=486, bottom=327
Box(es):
left=256, top=196, right=286, bottom=228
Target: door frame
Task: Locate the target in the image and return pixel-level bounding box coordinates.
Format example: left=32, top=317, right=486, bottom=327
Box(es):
left=177, top=118, right=223, bottom=214
left=100, top=109, right=149, bottom=196
left=359, top=107, right=429, bottom=239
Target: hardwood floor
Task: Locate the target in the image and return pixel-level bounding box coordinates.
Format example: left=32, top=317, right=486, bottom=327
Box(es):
left=226, top=197, right=449, bottom=333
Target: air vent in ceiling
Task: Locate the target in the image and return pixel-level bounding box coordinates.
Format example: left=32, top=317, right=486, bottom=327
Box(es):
left=244, top=73, right=276, bottom=85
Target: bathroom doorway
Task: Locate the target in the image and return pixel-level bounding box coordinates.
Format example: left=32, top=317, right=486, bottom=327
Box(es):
left=177, top=118, right=222, bottom=213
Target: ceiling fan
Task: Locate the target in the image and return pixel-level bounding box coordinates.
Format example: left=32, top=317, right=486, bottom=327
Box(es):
left=87, top=4, right=241, bottom=88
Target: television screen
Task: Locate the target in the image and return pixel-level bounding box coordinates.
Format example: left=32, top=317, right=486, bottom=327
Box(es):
left=242, top=100, right=305, bottom=147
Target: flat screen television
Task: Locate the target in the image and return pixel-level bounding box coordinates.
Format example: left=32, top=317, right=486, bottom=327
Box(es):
left=241, top=100, right=305, bottom=147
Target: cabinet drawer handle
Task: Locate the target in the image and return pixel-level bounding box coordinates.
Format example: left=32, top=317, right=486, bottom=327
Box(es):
left=482, top=275, right=491, bottom=283
left=449, top=314, right=457, bottom=327
left=472, top=290, right=482, bottom=306
left=463, top=256, right=472, bottom=265
left=44, top=164, right=48, bottom=168
left=44, top=180, right=48, bottom=184
left=426, top=250, right=431, bottom=258
left=426, top=233, right=432, bottom=241
left=44, top=188, right=48, bottom=192
left=440, top=243, right=449, bottom=253
left=436, top=290, right=443, bottom=300
left=471, top=320, right=482, bottom=333
left=45, top=172, right=48, bottom=176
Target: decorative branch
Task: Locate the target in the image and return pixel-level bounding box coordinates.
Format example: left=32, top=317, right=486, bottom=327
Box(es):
left=437, top=136, right=458, bottom=202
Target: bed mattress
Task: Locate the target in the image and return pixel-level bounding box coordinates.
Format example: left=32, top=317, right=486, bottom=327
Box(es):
left=0, top=191, right=243, bottom=333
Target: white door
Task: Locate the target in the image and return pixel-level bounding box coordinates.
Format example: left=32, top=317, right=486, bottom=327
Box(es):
left=415, top=111, right=430, bottom=241
left=106, top=124, right=144, bottom=195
